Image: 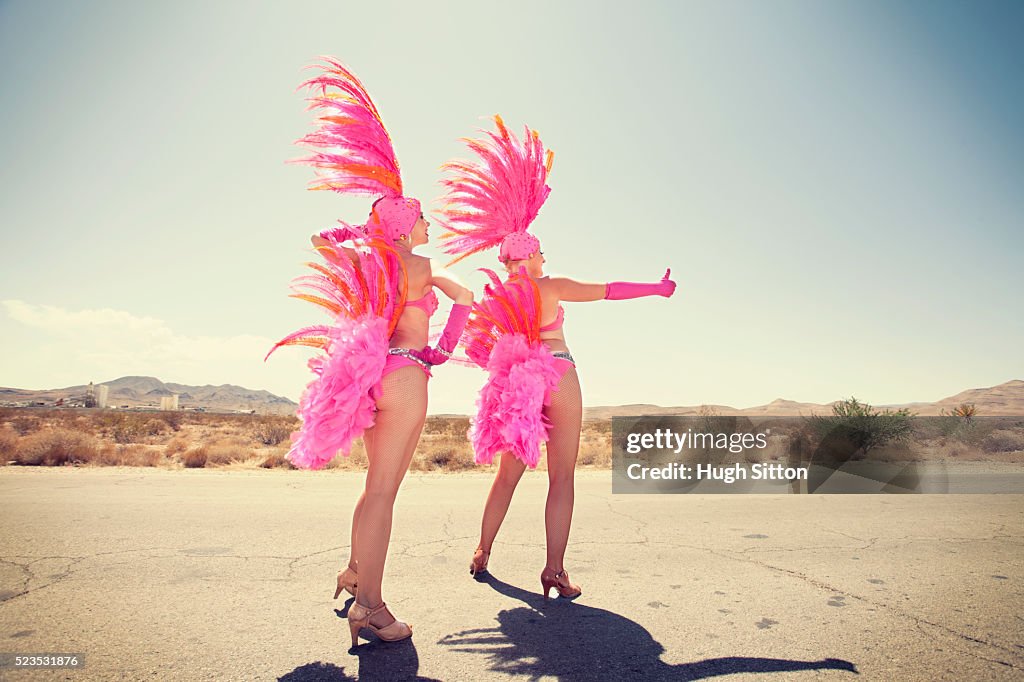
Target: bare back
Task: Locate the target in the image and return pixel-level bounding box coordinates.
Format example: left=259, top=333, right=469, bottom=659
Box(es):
left=390, top=252, right=433, bottom=349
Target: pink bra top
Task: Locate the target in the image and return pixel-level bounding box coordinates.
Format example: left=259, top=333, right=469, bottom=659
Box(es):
left=539, top=305, right=564, bottom=333
left=406, top=289, right=438, bottom=318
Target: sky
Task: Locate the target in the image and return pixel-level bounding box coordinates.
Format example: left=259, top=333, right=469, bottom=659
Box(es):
left=1, top=1, right=1022, bottom=414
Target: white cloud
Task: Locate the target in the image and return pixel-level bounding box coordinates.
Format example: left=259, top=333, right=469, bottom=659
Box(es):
left=0, top=299, right=488, bottom=414
left=0, top=299, right=306, bottom=400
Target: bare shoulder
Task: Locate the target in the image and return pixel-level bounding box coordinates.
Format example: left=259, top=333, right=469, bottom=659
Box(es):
left=402, top=253, right=433, bottom=288
left=533, top=275, right=557, bottom=294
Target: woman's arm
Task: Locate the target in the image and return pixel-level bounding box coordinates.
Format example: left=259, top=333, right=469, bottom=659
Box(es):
left=408, top=260, right=474, bottom=367
left=549, top=277, right=610, bottom=302
left=310, top=235, right=359, bottom=265
left=430, top=260, right=474, bottom=305
left=551, top=269, right=677, bottom=302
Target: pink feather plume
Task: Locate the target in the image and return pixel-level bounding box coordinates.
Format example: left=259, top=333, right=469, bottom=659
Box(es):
left=438, top=115, right=554, bottom=263
left=293, top=57, right=405, bottom=199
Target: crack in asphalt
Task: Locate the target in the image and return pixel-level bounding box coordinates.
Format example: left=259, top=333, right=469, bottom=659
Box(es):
left=599, top=495, right=650, bottom=545
left=695, top=545, right=1023, bottom=670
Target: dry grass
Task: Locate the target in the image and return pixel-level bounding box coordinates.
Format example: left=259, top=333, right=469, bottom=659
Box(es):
left=2, top=409, right=1019, bottom=471
left=252, top=416, right=297, bottom=446
left=0, top=427, right=18, bottom=463
left=13, top=428, right=99, bottom=466
left=183, top=446, right=208, bottom=468
left=260, top=450, right=295, bottom=469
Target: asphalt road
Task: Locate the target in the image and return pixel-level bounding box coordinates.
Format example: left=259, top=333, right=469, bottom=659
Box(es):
left=1, top=467, right=1022, bottom=681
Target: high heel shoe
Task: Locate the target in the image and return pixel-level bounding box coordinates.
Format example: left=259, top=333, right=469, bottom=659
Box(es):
left=469, top=547, right=490, bottom=576
left=347, top=601, right=412, bottom=647
left=333, top=567, right=358, bottom=600
left=540, top=567, right=582, bottom=600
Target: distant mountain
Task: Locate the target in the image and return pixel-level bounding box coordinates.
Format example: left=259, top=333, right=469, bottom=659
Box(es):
left=583, top=380, right=1024, bottom=420
left=0, top=376, right=297, bottom=415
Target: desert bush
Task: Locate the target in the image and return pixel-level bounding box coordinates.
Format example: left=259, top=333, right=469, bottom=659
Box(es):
left=421, top=418, right=449, bottom=435
left=141, top=418, right=168, bottom=438
left=183, top=446, right=209, bottom=468
left=206, top=444, right=251, bottom=465
left=0, top=428, right=18, bottom=462
left=113, top=444, right=162, bottom=467
left=806, top=397, right=914, bottom=460
left=253, top=417, right=295, bottom=446
left=414, top=440, right=475, bottom=471
left=93, top=442, right=121, bottom=466
left=14, top=428, right=98, bottom=466
left=11, top=415, right=38, bottom=436
left=260, top=451, right=295, bottom=469
left=981, top=430, right=1024, bottom=454
left=164, top=438, right=189, bottom=457
left=162, top=410, right=185, bottom=431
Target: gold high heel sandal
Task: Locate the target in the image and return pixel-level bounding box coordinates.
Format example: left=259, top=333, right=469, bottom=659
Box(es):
left=469, top=547, right=490, bottom=576
left=333, top=567, right=358, bottom=600
left=347, top=601, right=412, bottom=647
left=540, top=567, right=582, bottom=600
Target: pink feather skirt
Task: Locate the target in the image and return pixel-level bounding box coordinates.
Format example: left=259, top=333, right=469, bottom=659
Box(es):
left=286, top=316, right=389, bottom=470
left=470, top=334, right=562, bottom=468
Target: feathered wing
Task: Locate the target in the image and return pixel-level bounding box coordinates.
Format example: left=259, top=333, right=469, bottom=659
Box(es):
left=462, top=269, right=560, bottom=468
left=437, top=115, right=553, bottom=264
left=267, top=238, right=408, bottom=469
left=293, top=57, right=404, bottom=199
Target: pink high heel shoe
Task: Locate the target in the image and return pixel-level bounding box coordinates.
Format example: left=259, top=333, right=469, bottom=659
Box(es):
left=333, top=566, right=358, bottom=600
left=347, top=601, right=412, bottom=647
left=540, top=567, right=582, bottom=600
left=469, top=547, right=490, bottom=577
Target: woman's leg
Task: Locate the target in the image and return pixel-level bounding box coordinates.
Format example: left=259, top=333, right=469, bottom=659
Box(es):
left=542, top=367, right=583, bottom=573
left=355, top=365, right=427, bottom=625
left=343, top=425, right=376, bottom=573
left=477, top=449, right=528, bottom=554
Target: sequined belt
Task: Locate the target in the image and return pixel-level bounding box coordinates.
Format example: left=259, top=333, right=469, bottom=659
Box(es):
left=388, top=347, right=432, bottom=370
left=552, top=351, right=576, bottom=366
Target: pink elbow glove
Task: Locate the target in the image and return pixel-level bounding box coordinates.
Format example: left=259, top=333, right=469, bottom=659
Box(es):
left=411, top=303, right=472, bottom=367
left=604, top=268, right=677, bottom=300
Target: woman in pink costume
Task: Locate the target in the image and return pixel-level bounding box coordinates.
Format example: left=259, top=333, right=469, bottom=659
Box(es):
left=267, top=58, right=472, bottom=646
left=439, top=116, right=675, bottom=599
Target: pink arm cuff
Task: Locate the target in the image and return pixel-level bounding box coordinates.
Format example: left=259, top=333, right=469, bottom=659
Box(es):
left=413, top=303, right=472, bottom=366
left=604, top=269, right=677, bottom=300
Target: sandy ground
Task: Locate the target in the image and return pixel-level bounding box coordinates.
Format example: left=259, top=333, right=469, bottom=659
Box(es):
left=0, top=466, right=1022, bottom=681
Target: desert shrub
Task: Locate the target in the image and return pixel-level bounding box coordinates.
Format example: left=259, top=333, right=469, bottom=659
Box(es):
left=143, top=418, right=169, bottom=437
left=93, top=442, right=121, bottom=466
left=414, top=440, right=475, bottom=471
left=113, top=444, right=162, bottom=467
left=253, top=417, right=295, bottom=446
left=164, top=438, right=189, bottom=457
left=0, top=428, right=18, bottom=462
left=183, top=446, right=209, bottom=468
left=206, top=444, right=251, bottom=465
left=162, top=410, right=184, bottom=431
left=11, top=415, right=38, bottom=436
left=14, top=428, right=98, bottom=466
left=260, top=451, right=295, bottom=469
left=806, top=398, right=914, bottom=460
left=421, top=418, right=449, bottom=435
left=981, top=430, right=1024, bottom=453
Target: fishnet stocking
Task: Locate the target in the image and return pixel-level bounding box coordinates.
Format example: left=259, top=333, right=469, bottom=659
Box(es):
left=476, top=365, right=582, bottom=573
left=348, top=365, right=427, bottom=622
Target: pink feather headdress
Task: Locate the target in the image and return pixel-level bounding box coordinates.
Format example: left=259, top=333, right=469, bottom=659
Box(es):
left=294, top=57, right=421, bottom=241
left=438, top=115, right=553, bottom=264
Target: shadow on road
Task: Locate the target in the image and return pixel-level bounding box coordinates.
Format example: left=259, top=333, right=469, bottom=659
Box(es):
left=277, top=598, right=441, bottom=681
left=439, top=573, right=858, bottom=681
